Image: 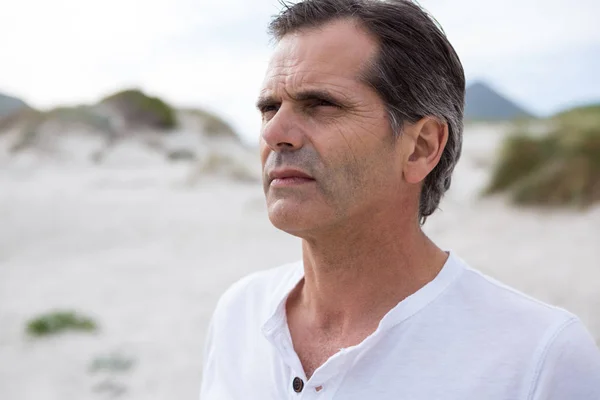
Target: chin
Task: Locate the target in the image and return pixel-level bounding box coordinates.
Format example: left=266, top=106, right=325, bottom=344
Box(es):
left=266, top=200, right=321, bottom=236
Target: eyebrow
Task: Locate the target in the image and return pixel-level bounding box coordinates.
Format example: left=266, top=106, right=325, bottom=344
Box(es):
left=255, top=89, right=345, bottom=111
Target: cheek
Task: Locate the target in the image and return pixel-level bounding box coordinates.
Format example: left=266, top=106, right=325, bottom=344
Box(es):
left=332, top=138, right=398, bottom=196
left=312, top=141, right=371, bottom=200
left=306, top=115, right=396, bottom=195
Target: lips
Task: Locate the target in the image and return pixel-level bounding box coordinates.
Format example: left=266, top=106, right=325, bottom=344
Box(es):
left=268, top=168, right=315, bottom=185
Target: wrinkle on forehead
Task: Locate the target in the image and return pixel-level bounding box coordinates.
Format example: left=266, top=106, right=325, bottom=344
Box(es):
left=260, top=19, right=378, bottom=101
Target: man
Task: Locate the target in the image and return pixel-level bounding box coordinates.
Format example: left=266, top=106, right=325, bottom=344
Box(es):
left=200, top=0, right=600, bottom=398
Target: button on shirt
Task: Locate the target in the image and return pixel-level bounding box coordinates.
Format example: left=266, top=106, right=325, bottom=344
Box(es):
left=200, top=252, right=600, bottom=399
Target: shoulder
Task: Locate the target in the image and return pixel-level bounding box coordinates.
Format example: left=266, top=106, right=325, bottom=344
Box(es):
left=451, top=254, right=577, bottom=332
left=441, top=254, right=587, bottom=358
left=448, top=255, right=600, bottom=397
left=528, top=316, right=600, bottom=399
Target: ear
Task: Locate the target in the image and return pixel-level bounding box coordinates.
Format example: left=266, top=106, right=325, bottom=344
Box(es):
left=402, top=117, right=448, bottom=184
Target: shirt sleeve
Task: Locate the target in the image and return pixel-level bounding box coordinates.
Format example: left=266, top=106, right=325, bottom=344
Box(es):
left=531, top=317, right=600, bottom=400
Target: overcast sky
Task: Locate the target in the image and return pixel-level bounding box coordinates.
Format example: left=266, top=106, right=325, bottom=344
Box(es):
left=1, top=0, right=599, bottom=142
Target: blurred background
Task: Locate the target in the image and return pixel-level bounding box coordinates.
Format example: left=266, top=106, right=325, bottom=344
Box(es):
left=0, top=0, right=599, bottom=399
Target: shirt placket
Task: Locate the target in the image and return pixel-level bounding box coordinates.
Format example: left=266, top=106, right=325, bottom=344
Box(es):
left=285, top=339, right=375, bottom=399
left=299, top=322, right=397, bottom=400
left=269, top=324, right=347, bottom=399
left=270, top=311, right=394, bottom=399
left=287, top=368, right=344, bottom=400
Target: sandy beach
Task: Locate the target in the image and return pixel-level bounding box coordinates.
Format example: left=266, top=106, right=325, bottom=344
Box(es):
left=0, top=124, right=598, bottom=400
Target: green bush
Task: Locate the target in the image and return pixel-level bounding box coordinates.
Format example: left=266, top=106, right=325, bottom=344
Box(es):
left=485, top=132, right=555, bottom=194
left=485, top=104, right=600, bottom=207
left=101, top=89, right=177, bottom=130
left=26, top=310, right=98, bottom=337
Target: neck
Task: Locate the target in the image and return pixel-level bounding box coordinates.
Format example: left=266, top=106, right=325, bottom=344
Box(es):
left=292, top=211, right=447, bottom=338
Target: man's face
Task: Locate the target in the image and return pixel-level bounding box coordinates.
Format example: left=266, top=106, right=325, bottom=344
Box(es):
left=258, top=19, right=411, bottom=237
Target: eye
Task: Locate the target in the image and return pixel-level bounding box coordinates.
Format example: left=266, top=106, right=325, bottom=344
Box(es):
left=311, top=99, right=337, bottom=108
left=259, top=104, right=280, bottom=120
left=260, top=104, right=279, bottom=113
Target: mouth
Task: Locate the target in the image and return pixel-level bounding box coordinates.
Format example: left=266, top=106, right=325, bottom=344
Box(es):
left=268, top=168, right=315, bottom=187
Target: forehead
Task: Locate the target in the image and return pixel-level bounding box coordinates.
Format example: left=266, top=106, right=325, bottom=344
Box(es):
left=261, top=19, right=377, bottom=97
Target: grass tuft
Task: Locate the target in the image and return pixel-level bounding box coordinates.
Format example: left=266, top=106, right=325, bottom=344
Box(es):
left=485, top=103, right=600, bottom=207
left=26, top=310, right=98, bottom=337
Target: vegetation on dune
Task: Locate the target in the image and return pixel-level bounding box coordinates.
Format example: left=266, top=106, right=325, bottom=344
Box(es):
left=197, top=152, right=259, bottom=182
left=0, top=89, right=248, bottom=170
left=1, top=90, right=240, bottom=154
left=199, top=111, right=236, bottom=137
left=3, top=106, right=116, bottom=153
left=26, top=310, right=98, bottom=337
left=167, top=148, right=197, bottom=162
left=553, top=104, right=600, bottom=123
left=89, top=351, right=137, bottom=398
left=89, top=352, right=135, bottom=374
left=100, top=89, right=177, bottom=130
left=485, top=103, right=600, bottom=207
left=182, top=108, right=238, bottom=139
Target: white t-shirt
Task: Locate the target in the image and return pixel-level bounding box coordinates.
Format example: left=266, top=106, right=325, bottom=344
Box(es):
left=200, top=252, right=600, bottom=399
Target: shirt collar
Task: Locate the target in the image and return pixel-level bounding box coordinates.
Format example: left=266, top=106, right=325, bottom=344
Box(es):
left=261, top=251, right=465, bottom=344
left=261, top=261, right=304, bottom=337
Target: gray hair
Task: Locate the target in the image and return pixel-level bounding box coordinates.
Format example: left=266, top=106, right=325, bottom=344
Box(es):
left=268, top=0, right=465, bottom=224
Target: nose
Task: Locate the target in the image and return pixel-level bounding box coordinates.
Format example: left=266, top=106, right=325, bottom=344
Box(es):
left=261, top=105, right=305, bottom=152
